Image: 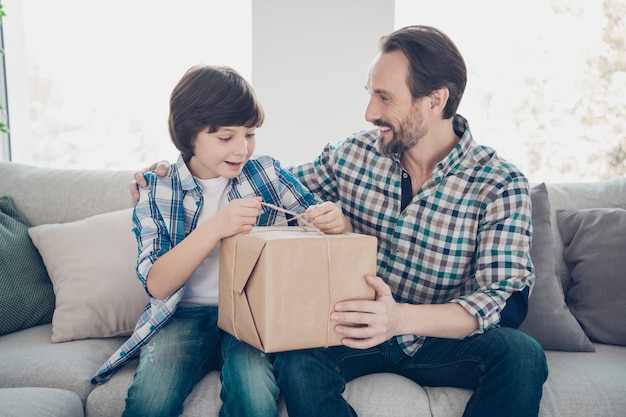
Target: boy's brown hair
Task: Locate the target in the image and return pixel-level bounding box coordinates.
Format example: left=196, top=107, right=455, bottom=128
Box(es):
left=169, top=65, right=265, bottom=161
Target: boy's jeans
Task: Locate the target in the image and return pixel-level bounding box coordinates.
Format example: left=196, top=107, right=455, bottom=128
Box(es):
left=122, top=306, right=221, bottom=417
left=219, top=332, right=280, bottom=417
left=274, top=327, right=548, bottom=417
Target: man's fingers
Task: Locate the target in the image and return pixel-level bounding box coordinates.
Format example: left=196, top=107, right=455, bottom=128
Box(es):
left=155, top=161, right=170, bottom=176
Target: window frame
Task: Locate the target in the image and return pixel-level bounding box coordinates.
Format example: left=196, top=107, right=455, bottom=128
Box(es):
left=0, top=22, right=10, bottom=161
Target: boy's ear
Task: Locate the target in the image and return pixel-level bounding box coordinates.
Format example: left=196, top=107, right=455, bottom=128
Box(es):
left=428, top=87, right=449, bottom=115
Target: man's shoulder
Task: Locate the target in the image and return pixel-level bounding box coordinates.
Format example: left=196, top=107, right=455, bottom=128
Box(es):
left=325, top=129, right=381, bottom=163
left=469, top=143, right=528, bottom=184
left=339, top=129, right=379, bottom=148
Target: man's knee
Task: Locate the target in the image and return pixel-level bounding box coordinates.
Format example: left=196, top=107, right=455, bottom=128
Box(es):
left=490, top=328, right=548, bottom=383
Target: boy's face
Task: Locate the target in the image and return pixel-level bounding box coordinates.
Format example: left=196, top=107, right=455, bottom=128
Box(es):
left=187, top=125, right=257, bottom=179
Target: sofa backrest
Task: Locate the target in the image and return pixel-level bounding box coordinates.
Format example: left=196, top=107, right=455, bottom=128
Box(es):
left=546, top=176, right=626, bottom=293
left=3, top=160, right=625, bottom=294
left=0, top=161, right=133, bottom=227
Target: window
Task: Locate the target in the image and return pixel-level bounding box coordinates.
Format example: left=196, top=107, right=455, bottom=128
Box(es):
left=3, top=0, right=252, bottom=169
left=3, top=0, right=625, bottom=183
left=396, top=0, right=626, bottom=182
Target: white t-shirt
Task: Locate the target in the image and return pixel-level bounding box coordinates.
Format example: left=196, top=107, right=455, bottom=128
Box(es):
left=179, top=176, right=229, bottom=307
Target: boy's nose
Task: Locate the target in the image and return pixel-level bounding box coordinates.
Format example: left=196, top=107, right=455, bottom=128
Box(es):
left=233, top=137, right=247, bottom=155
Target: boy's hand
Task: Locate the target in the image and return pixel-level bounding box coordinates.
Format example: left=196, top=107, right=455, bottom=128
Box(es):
left=305, top=202, right=352, bottom=234
left=214, top=197, right=262, bottom=237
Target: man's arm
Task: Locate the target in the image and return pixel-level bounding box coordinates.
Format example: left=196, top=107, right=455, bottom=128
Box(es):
left=330, top=275, right=479, bottom=349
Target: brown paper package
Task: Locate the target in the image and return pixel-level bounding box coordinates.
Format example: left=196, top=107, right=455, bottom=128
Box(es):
left=218, top=226, right=377, bottom=353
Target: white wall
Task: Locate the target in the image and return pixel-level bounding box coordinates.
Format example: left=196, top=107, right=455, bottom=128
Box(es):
left=2, top=0, right=395, bottom=168
left=251, top=0, right=394, bottom=166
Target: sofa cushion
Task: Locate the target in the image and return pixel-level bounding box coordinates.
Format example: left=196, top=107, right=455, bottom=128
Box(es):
left=557, top=208, right=626, bottom=346
left=0, top=161, right=133, bottom=227
left=518, top=184, right=594, bottom=351
left=0, top=387, right=84, bottom=417
left=0, top=324, right=127, bottom=403
left=541, top=344, right=626, bottom=417
left=86, top=367, right=438, bottom=417
left=0, top=196, right=55, bottom=336
left=546, top=177, right=626, bottom=293
left=28, top=209, right=148, bottom=343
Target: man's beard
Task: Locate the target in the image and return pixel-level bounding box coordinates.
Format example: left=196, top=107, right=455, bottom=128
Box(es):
left=377, top=112, right=428, bottom=156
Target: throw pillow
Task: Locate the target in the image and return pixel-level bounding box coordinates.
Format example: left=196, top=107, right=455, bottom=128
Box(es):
left=0, top=196, right=55, bottom=335
left=28, top=208, right=149, bottom=343
left=557, top=208, right=626, bottom=346
left=517, top=184, right=595, bottom=351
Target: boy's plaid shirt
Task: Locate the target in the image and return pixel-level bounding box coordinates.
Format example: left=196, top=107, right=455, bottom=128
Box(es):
left=91, top=154, right=319, bottom=384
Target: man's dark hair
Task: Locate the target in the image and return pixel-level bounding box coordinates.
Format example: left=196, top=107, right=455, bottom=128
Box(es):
left=380, top=25, right=467, bottom=119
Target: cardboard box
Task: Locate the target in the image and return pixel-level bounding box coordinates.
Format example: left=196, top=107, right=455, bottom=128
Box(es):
left=218, top=226, right=377, bottom=353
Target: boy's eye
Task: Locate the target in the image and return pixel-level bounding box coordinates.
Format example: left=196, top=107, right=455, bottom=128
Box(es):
left=219, top=137, right=232, bottom=142
left=245, top=133, right=256, bottom=139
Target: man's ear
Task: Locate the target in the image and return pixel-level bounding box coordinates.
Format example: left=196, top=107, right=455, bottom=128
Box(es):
left=428, top=87, right=449, bottom=115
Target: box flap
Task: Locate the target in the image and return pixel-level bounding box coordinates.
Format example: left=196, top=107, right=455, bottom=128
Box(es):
left=233, top=290, right=265, bottom=351
left=232, top=234, right=266, bottom=295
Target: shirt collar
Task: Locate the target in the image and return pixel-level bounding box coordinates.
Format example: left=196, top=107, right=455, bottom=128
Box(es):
left=175, top=153, right=248, bottom=190
left=434, top=113, right=474, bottom=179
left=174, top=154, right=201, bottom=192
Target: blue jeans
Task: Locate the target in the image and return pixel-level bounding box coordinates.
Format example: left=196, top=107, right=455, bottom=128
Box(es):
left=219, top=333, right=280, bottom=417
left=122, top=306, right=221, bottom=417
left=274, top=327, right=548, bottom=417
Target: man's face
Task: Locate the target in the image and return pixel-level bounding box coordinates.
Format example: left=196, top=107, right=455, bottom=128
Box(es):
left=365, top=51, right=428, bottom=155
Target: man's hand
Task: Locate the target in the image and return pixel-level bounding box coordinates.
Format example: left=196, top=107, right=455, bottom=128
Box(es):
left=129, top=160, right=171, bottom=203
left=305, top=202, right=352, bottom=234
left=332, top=275, right=481, bottom=348
left=330, top=275, right=401, bottom=349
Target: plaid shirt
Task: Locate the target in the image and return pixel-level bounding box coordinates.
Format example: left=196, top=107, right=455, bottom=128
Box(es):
left=291, top=114, right=535, bottom=355
left=92, top=154, right=319, bottom=384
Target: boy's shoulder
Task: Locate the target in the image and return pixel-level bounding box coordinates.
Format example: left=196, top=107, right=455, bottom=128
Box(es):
left=246, top=153, right=274, bottom=163
left=244, top=153, right=280, bottom=171
left=143, top=160, right=192, bottom=190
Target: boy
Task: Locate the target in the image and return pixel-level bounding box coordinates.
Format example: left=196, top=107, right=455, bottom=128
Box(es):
left=92, top=65, right=350, bottom=417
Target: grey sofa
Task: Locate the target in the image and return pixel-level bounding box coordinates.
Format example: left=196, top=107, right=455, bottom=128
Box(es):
left=1, top=160, right=625, bottom=417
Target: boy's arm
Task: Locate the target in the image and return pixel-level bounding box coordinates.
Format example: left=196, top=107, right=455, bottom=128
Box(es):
left=145, top=197, right=262, bottom=300
left=306, top=202, right=353, bottom=234
left=135, top=172, right=262, bottom=300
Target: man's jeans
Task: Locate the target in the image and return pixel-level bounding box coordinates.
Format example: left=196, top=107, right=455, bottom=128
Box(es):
left=274, top=327, right=548, bottom=417
left=220, top=333, right=280, bottom=417
left=122, top=306, right=221, bottom=417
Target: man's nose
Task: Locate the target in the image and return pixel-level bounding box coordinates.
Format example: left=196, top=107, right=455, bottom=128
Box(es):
left=364, top=97, right=379, bottom=123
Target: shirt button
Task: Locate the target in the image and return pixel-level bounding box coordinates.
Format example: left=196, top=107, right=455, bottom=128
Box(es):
left=402, top=172, right=408, bottom=179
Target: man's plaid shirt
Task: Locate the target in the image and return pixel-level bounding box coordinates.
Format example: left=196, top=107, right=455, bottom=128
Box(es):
left=291, top=114, right=535, bottom=355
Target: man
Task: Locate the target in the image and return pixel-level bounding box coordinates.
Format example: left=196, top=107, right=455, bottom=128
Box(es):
left=133, top=25, right=548, bottom=417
